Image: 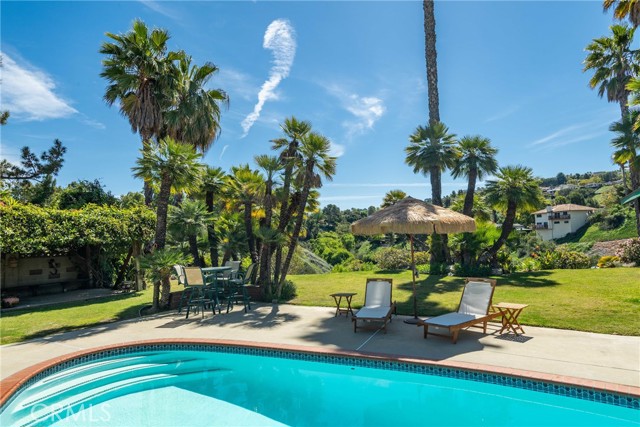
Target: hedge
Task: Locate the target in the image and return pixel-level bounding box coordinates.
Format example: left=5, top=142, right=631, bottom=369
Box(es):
left=0, top=201, right=155, bottom=255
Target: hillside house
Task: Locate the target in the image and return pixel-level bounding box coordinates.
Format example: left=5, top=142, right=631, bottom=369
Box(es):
left=532, top=204, right=596, bottom=241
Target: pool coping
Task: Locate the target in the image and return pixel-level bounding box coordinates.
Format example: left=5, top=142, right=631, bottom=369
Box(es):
left=2, top=338, right=639, bottom=409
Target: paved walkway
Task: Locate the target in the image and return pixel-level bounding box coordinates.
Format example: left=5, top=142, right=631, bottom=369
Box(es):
left=2, top=304, right=639, bottom=388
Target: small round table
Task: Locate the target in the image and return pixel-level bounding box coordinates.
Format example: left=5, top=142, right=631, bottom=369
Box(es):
left=330, top=292, right=357, bottom=318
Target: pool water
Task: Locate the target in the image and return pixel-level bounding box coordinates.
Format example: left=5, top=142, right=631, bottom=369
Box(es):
left=2, top=349, right=638, bottom=426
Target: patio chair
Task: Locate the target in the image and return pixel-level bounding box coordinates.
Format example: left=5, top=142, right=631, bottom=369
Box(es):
left=417, top=277, right=500, bottom=344
left=182, top=267, right=215, bottom=319
left=226, top=263, right=256, bottom=313
left=353, top=278, right=395, bottom=333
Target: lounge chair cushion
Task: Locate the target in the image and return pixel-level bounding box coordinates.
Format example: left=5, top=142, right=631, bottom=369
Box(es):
left=356, top=306, right=392, bottom=319
left=423, top=312, right=486, bottom=327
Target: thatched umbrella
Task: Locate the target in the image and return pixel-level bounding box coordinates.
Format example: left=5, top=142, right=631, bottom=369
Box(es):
left=351, top=196, right=476, bottom=323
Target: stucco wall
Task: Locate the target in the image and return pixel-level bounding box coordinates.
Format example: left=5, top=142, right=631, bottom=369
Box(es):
left=1, top=256, right=84, bottom=290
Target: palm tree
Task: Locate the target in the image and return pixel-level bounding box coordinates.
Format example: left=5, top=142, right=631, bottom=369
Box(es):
left=610, top=111, right=640, bottom=235
left=405, top=122, right=458, bottom=264
left=583, top=24, right=640, bottom=119
left=271, top=117, right=312, bottom=284
left=163, top=56, right=229, bottom=153
left=478, top=166, right=544, bottom=265
left=423, top=0, right=440, bottom=125
left=278, top=132, right=337, bottom=296
left=627, top=77, right=640, bottom=130
left=201, top=166, right=226, bottom=266
left=381, top=189, right=407, bottom=208
left=603, top=0, right=640, bottom=27
left=255, top=154, right=283, bottom=289
left=100, top=19, right=181, bottom=204
left=168, top=199, right=213, bottom=267
left=451, top=135, right=498, bottom=217
left=132, top=137, right=204, bottom=309
left=229, top=164, right=264, bottom=264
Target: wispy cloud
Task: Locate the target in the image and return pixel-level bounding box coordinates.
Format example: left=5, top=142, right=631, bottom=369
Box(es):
left=528, top=116, right=616, bottom=151
left=217, top=67, right=258, bottom=101
left=485, top=105, right=520, bottom=123
left=1, top=52, right=78, bottom=121
left=329, top=141, right=345, bottom=157
left=139, top=0, right=177, bottom=19
left=324, top=84, right=385, bottom=138
left=241, top=19, right=296, bottom=138
left=219, top=144, right=229, bottom=160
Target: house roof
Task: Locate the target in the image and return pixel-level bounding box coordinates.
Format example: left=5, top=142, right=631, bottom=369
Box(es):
left=532, top=204, right=597, bottom=215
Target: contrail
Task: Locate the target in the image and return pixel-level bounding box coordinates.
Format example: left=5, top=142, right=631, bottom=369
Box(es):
left=241, top=19, right=296, bottom=137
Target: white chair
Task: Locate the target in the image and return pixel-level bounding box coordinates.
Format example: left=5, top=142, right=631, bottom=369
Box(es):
left=353, top=278, right=395, bottom=333
left=417, top=278, right=500, bottom=344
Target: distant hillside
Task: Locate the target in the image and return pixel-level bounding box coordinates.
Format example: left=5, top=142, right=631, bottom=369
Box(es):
left=556, top=210, right=637, bottom=244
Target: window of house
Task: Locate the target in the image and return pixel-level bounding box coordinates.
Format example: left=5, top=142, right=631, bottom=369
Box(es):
left=536, top=214, right=542, bottom=218
left=554, top=221, right=560, bottom=224
left=564, top=221, right=569, bottom=223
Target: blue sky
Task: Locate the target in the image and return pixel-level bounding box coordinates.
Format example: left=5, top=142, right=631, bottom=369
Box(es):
left=0, top=1, right=625, bottom=209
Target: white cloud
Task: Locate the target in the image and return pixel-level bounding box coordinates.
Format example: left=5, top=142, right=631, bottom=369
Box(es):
left=241, top=19, right=296, bottom=137
left=324, top=84, right=385, bottom=138
left=329, top=141, right=345, bottom=157
left=1, top=53, right=78, bottom=121
left=528, top=115, right=617, bottom=151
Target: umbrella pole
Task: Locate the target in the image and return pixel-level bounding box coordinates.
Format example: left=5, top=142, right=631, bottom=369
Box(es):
left=404, top=234, right=420, bottom=325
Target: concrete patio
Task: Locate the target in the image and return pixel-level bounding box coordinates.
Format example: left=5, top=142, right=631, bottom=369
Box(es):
left=2, top=303, right=639, bottom=389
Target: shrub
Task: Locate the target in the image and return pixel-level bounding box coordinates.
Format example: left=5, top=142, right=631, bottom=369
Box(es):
left=332, top=259, right=376, bottom=273
left=615, top=238, right=640, bottom=266
left=373, top=247, right=410, bottom=270
left=452, top=263, right=491, bottom=277
left=326, top=248, right=353, bottom=265
left=514, top=257, right=541, bottom=272
left=416, top=262, right=448, bottom=275
left=537, top=248, right=591, bottom=269
left=597, top=255, right=620, bottom=268
left=413, top=251, right=430, bottom=266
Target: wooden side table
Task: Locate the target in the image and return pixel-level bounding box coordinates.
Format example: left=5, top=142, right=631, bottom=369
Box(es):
left=330, top=292, right=356, bottom=318
left=493, top=302, right=528, bottom=335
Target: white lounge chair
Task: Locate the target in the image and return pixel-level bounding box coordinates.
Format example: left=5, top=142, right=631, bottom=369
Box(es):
left=353, top=278, right=395, bottom=333
left=417, top=278, right=499, bottom=344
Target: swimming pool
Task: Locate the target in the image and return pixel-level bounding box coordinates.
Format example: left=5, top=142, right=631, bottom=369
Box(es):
left=1, top=343, right=638, bottom=426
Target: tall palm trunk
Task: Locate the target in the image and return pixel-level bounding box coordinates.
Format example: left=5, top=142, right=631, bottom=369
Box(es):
left=463, top=168, right=477, bottom=217
left=424, top=0, right=440, bottom=125
left=154, top=172, right=172, bottom=309
left=188, top=235, right=202, bottom=267
left=630, top=166, right=640, bottom=236
left=424, top=0, right=450, bottom=263
left=460, top=168, right=477, bottom=266
left=272, top=143, right=298, bottom=284
left=243, top=201, right=259, bottom=264
left=479, top=200, right=517, bottom=265
left=278, top=163, right=314, bottom=295
left=205, top=191, right=219, bottom=266
left=258, top=183, right=274, bottom=291
left=141, top=136, right=155, bottom=206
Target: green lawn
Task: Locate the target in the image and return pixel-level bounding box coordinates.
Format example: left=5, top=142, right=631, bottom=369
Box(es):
left=0, top=289, right=154, bottom=345
left=1, top=269, right=638, bottom=345
left=289, top=268, right=640, bottom=336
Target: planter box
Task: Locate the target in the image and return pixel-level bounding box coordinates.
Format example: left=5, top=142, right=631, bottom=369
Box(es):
left=168, top=291, right=184, bottom=310
left=246, top=285, right=262, bottom=302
